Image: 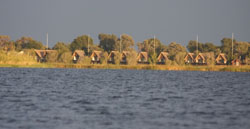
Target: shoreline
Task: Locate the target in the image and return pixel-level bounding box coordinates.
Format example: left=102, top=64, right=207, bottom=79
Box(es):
left=0, top=63, right=250, bottom=72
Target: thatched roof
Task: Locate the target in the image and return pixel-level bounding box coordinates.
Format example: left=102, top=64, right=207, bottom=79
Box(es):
left=194, top=53, right=205, bottom=63
left=122, top=51, right=130, bottom=57
left=34, top=50, right=56, bottom=58
left=90, top=51, right=103, bottom=59
left=157, top=52, right=168, bottom=61
left=184, top=53, right=195, bottom=62
left=215, top=53, right=227, bottom=62
left=108, top=51, right=119, bottom=59
left=73, top=50, right=85, bottom=57
left=137, top=52, right=148, bottom=61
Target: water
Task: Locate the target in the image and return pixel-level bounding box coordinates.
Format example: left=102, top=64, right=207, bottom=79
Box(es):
left=0, top=68, right=250, bottom=129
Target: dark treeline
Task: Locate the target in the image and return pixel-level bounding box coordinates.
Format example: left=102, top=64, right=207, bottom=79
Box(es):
left=0, top=34, right=250, bottom=65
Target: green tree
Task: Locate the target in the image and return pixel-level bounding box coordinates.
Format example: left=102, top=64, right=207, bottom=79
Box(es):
left=0, top=35, right=15, bottom=51
left=53, top=42, right=70, bottom=57
left=234, top=41, right=249, bottom=58
left=187, top=40, right=203, bottom=53
left=126, top=51, right=137, bottom=65
left=119, top=34, right=135, bottom=51
left=15, top=37, right=45, bottom=51
left=167, top=42, right=186, bottom=60
left=203, top=42, right=218, bottom=53
left=89, top=44, right=104, bottom=55
left=174, top=52, right=186, bottom=65
left=98, top=33, right=118, bottom=53
left=70, top=35, right=94, bottom=53
left=221, top=38, right=236, bottom=61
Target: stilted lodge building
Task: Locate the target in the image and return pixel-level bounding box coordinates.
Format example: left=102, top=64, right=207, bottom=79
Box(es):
left=215, top=53, right=227, bottom=65
left=232, top=59, right=241, bottom=66
left=108, top=51, right=119, bottom=64
left=90, top=51, right=103, bottom=64
left=34, top=50, right=57, bottom=62
left=72, top=50, right=85, bottom=63
left=184, top=53, right=195, bottom=64
left=194, top=53, right=206, bottom=65
left=137, top=52, right=149, bottom=64
left=157, top=52, right=169, bottom=64
left=120, top=51, right=130, bottom=64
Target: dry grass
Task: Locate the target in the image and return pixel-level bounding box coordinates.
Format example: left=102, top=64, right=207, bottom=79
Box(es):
left=0, top=51, right=249, bottom=72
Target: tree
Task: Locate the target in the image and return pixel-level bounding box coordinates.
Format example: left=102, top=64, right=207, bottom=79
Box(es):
left=234, top=41, right=249, bottom=58
left=119, top=34, right=135, bottom=51
left=203, top=42, right=218, bottom=53
left=167, top=42, right=186, bottom=60
left=98, top=33, right=118, bottom=53
left=53, top=42, right=71, bottom=62
left=126, top=50, right=138, bottom=65
left=221, top=38, right=236, bottom=61
left=15, top=37, right=45, bottom=51
left=0, top=35, right=15, bottom=51
left=174, top=52, right=186, bottom=65
left=53, top=42, right=70, bottom=54
left=187, top=40, right=203, bottom=53
left=70, top=35, right=94, bottom=53
left=89, top=45, right=103, bottom=55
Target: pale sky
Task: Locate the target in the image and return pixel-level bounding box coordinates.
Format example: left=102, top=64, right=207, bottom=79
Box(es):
left=0, top=0, right=250, bottom=47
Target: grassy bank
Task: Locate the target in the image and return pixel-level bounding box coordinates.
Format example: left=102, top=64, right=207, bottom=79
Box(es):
left=1, top=63, right=250, bottom=72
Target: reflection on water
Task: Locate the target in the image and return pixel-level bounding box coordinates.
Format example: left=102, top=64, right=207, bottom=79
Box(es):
left=0, top=68, right=250, bottom=129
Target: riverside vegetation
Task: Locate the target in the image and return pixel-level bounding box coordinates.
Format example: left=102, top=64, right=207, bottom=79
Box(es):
left=0, top=34, right=250, bottom=72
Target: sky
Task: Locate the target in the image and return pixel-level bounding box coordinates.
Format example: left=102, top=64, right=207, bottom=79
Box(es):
left=0, top=0, right=250, bottom=48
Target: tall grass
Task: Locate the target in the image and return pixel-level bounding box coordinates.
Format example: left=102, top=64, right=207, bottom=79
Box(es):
left=0, top=51, right=249, bottom=72
left=0, top=51, right=37, bottom=65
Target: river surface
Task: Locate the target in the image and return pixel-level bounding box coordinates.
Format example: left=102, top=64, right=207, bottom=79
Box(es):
left=0, top=68, right=250, bottom=129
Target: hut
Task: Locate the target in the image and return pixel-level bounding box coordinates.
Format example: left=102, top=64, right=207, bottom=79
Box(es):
left=137, top=52, right=149, bottom=64
left=108, top=51, right=119, bottom=64
left=232, top=59, right=241, bottom=66
left=90, top=51, right=103, bottom=64
left=215, top=53, right=227, bottom=65
left=72, top=50, right=85, bottom=63
left=120, top=51, right=130, bottom=64
left=157, top=52, right=169, bottom=64
left=194, top=53, right=206, bottom=65
left=184, top=53, right=195, bottom=64
left=34, top=50, right=57, bottom=62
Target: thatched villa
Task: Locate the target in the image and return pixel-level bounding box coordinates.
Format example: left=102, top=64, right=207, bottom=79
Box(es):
left=194, top=53, right=206, bottom=65
left=90, top=51, right=103, bottom=64
left=72, top=50, right=85, bottom=63
left=137, top=52, right=149, bottom=64
left=215, top=53, right=227, bottom=65
left=108, top=51, right=119, bottom=64
left=34, top=50, right=57, bottom=62
left=184, top=53, right=195, bottom=64
left=120, top=51, right=130, bottom=64
left=157, top=52, right=169, bottom=64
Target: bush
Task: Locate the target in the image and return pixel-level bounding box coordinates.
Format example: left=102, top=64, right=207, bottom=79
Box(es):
left=58, top=52, right=72, bottom=63
left=78, top=56, right=91, bottom=65
left=45, top=51, right=58, bottom=63
left=113, top=53, right=121, bottom=65
left=126, top=51, right=137, bottom=65
left=174, top=52, right=186, bottom=65
left=100, top=52, right=108, bottom=65
left=204, top=52, right=215, bottom=66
